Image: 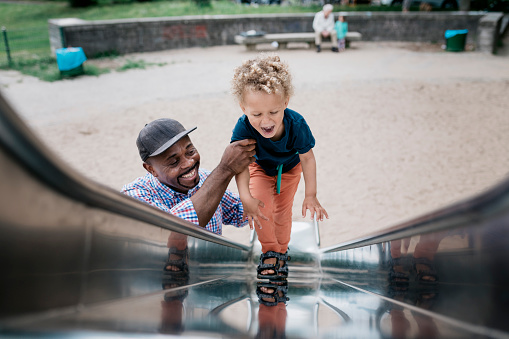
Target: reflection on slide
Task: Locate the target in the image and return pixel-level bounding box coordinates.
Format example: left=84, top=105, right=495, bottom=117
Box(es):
left=1, top=91, right=509, bottom=338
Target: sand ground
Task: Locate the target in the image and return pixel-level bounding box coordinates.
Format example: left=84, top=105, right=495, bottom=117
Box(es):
left=1, top=41, right=508, bottom=248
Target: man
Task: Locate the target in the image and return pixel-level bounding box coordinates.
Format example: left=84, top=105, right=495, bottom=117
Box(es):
left=312, top=4, right=339, bottom=53
left=122, top=118, right=256, bottom=235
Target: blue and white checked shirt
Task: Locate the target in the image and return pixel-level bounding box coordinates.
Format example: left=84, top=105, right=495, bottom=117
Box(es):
left=121, top=169, right=247, bottom=235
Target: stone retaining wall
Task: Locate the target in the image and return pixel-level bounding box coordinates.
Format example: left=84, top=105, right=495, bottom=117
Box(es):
left=48, top=11, right=503, bottom=56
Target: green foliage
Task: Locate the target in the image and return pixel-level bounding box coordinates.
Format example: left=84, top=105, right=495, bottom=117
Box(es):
left=84, top=64, right=111, bottom=76
left=92, top=50, right=120, bottom=59
left=0, top=57, right=60, bottom=82
left=0, top=57, right=109, bottom=82
left=116, top=58, right=148, bottom=71
left=0, top=55, right=166, bottom=81
left=69, top=0, right=97, bottom=8
left=0, top=26, right=51, bottom=68
left=116, top=58, right=166, bottom=71
left=192, top=0, right=212, bottom=8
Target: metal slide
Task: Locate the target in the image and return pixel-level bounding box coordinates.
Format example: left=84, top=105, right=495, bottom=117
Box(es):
left=1, top=91, right=508, bottom=338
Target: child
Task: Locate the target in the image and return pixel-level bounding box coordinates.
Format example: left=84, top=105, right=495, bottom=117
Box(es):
left=230, top=54, right=328, bottom=280
left=335, top=15, right=348, bottom=52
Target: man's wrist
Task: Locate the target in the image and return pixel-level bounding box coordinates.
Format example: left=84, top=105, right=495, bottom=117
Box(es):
left=215, top=162, right=236, bottom=181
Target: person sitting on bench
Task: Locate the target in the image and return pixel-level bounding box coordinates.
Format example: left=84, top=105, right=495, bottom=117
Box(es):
left=313, top=4, right=339, bottom=53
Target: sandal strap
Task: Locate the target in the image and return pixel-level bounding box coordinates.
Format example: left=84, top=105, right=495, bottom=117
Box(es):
left=413, top=257, right=434, bottom=266
left=260, top=251, right=280, bottom=260
left=276, top=251, right=290, bottom=277
left=257, top=263, right=278, bottom=271
left=165, top=259, right=188, bottom=269
left=278, top=265, right=289, bottom=274
left=275, top=251, right=290, bottom=261
left=168, top=247, right=188, bottom=258
left=257, top=251, right=280, bottom=274
left=258, top=293, right=289, bottom=304
left=165, top=247, right=189, bottom=273
left=256, top=282, right=289, bottom=306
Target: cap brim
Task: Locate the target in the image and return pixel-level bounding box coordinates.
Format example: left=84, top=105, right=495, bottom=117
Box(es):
left=149, top=126, right=197, bottom=158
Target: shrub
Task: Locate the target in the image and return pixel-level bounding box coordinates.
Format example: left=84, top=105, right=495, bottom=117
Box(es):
left=192, top=0, right=211, bottom=7
left=69, top=0, right=97, bottom=7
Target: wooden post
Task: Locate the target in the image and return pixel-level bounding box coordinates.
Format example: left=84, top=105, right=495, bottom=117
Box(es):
left=2, top=27, right=12, bottom=67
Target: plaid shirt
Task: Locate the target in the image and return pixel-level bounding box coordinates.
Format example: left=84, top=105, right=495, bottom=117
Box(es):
left=121, top=169, right=247, bottom=235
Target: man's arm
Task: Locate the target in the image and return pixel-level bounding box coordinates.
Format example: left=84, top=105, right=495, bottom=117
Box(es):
left=312, top=12, right=322, bottom=32
left=190, top=139, right=256, bottom=227
left=325, top=14, right=335, bottom=32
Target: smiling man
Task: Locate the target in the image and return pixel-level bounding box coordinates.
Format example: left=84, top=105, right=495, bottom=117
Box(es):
left=122, top=118, right=256, bottom=234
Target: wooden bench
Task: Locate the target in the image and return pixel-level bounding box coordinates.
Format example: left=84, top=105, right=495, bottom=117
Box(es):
left=234, top=32, right=362, bottom=51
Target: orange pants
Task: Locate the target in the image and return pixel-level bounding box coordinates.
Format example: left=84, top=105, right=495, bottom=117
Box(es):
left=258, top=303, right=287, bottom=336
left=249, top=162, right=302, bottom=253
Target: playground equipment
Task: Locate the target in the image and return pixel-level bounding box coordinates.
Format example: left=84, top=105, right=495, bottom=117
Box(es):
left=0, top=91, right=508, bottom=338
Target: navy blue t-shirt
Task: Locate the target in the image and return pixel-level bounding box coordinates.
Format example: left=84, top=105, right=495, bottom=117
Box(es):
left=231, top=108, right=315, bottom=177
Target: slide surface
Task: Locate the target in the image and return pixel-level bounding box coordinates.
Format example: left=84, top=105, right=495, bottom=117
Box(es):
left=1, top=92, right=508, bottom=338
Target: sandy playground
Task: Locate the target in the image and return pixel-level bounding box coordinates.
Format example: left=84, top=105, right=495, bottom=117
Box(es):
left=1, top=41, right=509, bottom=248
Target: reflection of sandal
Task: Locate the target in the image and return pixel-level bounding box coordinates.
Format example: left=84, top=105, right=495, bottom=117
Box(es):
left=415, top=290, right=439, bottom=310
left=164, top=247, right=189, bottom=276
left=388, top=257, right=410, bottom=285
left=162, top=272, right=189, bottom=290
left=256, top=281, right=289, bottom=306
left=163, top=288, right=189, bottom=303
left=413, top=257, right=438, bottom=283
left=257, top=251, right=280, bottom=280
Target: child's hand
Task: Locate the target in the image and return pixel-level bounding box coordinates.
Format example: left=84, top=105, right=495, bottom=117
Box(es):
left=242, top=196, right=268, bottom=230
left=302, top=195, right=329, bottom=222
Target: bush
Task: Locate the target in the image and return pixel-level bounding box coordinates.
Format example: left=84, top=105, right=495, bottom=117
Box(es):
left=69, top=0, right=97, bottom=7
left=192, top=0, right=211, bottom=7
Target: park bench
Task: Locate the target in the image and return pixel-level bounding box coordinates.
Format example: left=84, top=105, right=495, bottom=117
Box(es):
left=234, top=32, right=362, bottom=51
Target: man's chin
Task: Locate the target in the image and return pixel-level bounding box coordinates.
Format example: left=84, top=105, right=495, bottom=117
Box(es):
left=178, top=178, right=199, bottom=190
left=177, top=166, right=200, bottom=189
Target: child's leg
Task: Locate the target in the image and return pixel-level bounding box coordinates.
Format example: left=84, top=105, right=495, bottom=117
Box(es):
left=249, top=163, right=279, bottom=253
left=339, top=38, right=346, bottom=50
left=273, top=163, right=302, bottom=254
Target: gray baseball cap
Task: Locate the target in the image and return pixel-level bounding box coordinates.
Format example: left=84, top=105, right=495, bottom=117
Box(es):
left=136, top=118, right=197, bottom=162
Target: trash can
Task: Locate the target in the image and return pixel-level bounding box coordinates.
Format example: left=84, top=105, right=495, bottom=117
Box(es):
left=55, top=47, right=87, bottom=77
left=444, top=29, right=468, bottom=52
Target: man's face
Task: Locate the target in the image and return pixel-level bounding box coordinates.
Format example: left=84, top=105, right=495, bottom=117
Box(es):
left=324, top=9, right=332, bottom=18
left=143, top=136, right=200, bottom=194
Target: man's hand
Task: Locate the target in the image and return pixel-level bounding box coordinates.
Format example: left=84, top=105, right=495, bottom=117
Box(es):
left=219, top=139, right=256, bottom=177
left=322, top=30, right=330, bottom=37
left=190, top=139, right=255, bottom=228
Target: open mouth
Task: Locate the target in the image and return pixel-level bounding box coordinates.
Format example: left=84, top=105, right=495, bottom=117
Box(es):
left=260, top=126, right=275, bottom=135
left=179, top=163, right=199, bottom=183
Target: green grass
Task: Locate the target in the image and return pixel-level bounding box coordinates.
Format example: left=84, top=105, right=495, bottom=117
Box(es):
left=0, top=56, right=111, bottom=81
left=116, top=58, right=167, bottom=72
left=0, top=55, right=168, bottom=82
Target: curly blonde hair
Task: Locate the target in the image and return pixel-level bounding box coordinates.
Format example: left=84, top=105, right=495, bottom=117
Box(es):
left=231, top=53, right=294, bottom=103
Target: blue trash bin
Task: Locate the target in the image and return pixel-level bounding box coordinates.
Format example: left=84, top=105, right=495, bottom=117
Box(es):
left=55, top=47, right=87, bottom=76
left=444, top=29, right=468, bottom=52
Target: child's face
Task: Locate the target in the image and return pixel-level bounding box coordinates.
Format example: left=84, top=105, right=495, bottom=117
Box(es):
left=240, top=90, right=289, bottom=141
